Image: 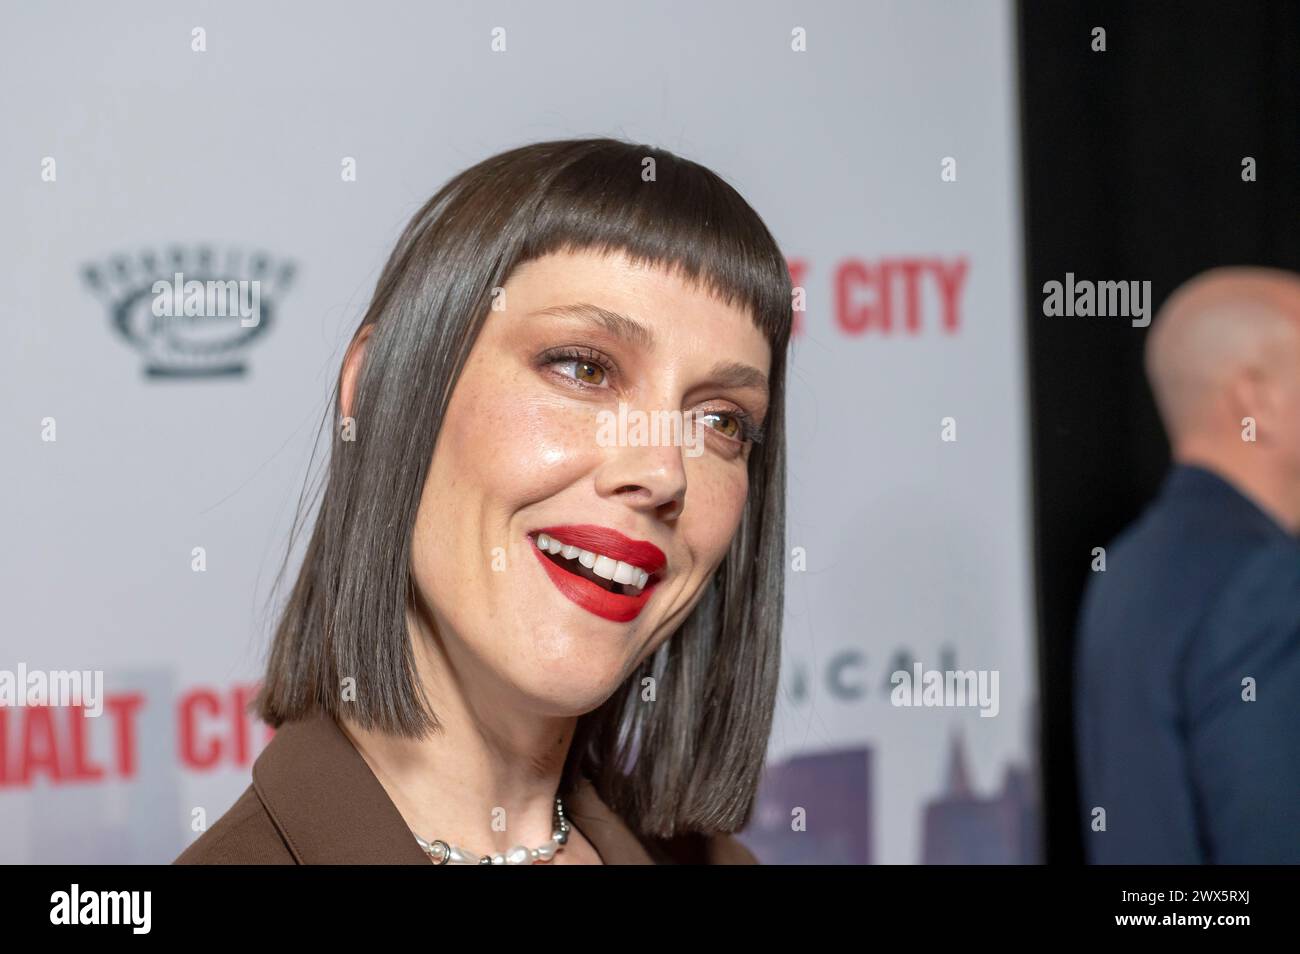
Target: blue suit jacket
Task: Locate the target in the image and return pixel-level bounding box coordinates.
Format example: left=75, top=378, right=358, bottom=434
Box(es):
left=1074, top=464, right=1300, bottom=863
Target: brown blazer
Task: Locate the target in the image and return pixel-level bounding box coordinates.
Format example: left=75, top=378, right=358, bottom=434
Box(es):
left=174, top=711, right=758, bottom=865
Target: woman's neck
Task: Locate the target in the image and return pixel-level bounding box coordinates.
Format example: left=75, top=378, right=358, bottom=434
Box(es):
left=336, top=626, right=579, bottom=858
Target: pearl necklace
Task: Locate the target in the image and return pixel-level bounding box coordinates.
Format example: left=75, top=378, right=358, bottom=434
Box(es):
left=411, top=795, right=571, bottom=865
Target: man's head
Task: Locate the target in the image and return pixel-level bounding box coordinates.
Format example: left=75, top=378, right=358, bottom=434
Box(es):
left=1146, top=266, right=1300, bottom=530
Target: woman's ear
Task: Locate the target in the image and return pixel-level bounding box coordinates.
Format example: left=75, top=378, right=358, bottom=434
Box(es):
left=340, top=324, right=376, bottom=420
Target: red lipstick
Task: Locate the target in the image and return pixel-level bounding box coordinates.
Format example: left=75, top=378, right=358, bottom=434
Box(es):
left=535, top=526, right=667, bottom=573
left=530, top=525, right=666, bottom=623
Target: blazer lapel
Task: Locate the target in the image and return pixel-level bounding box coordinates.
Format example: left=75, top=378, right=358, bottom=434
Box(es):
left=251, top=711, right=656, bottom=865
left=252, top=712, right=432, bottom=864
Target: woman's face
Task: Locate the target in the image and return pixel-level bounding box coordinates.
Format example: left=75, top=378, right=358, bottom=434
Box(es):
left=407, top=248, right=772, bottom=716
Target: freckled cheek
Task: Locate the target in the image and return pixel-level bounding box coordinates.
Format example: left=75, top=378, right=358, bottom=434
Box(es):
left=443, top=384, right=603, bottom=503
left=415, top=383, right=600, bottom=606
left=683, top=462, right=750, bottom=569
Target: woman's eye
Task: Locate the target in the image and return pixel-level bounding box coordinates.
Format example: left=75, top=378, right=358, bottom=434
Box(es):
left=698, top=411, right=742, bottom=440
left=554, top=358, right=607, bottom=386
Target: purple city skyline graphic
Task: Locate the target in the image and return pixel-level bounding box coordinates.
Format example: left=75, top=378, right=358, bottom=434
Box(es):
left=921, top=726, right=1040, bottom=864
left=738, top=721, right=1040, bottom=864
left=739, top=747, right=872, bottom=864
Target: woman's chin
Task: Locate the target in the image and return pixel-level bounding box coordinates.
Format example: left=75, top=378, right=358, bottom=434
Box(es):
left=501, top=643, right=632, bottom=712
left=510, top=678, right=624, bottom=718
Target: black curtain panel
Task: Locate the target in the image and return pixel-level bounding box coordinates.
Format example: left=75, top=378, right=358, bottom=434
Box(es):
left=1017, top=0, right=1300, bottom=864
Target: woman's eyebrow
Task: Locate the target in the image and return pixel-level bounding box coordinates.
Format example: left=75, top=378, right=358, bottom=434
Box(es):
left=706, top=361, right=768, bottom=393
left=530, top=301, right=769, bottom=393
left=528, top=302, right=655, bottom=349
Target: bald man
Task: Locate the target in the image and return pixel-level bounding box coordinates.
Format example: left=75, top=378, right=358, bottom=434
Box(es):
left=1074, top=266, right=1300, bottom=864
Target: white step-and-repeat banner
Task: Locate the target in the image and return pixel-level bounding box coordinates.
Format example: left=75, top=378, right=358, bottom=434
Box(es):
left=1, top=0, right=1035, bottom=863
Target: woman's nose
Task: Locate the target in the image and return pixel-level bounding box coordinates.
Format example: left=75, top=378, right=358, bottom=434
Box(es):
left=594, top=440, right=689, bottom=520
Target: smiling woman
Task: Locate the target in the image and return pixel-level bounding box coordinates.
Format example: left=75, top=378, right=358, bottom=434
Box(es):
left=175, top=137, right=792, bottom=865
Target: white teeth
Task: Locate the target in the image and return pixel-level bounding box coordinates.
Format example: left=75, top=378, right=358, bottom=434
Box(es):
left=592, top=554, right=617, bottom=580
left=533, top=534, right=654, bottom=593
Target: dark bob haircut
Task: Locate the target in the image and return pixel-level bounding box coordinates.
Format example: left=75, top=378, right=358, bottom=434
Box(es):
left=253, top=137, right=791, bottom=838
